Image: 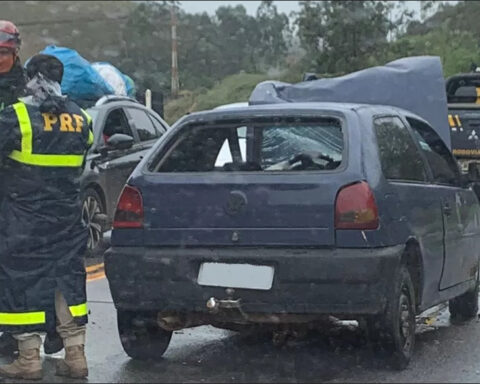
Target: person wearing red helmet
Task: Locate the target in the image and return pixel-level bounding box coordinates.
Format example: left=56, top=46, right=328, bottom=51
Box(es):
left=0, top=21, right=27, bottom=358
left=0, top=20, right=26, bottom=111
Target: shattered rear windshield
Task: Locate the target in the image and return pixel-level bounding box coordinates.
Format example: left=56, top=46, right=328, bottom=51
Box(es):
left=153, top=117, right=344, bottom=173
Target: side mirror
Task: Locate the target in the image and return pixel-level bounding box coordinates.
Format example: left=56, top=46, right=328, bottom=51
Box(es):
left=106, top=134, right=134, bottom=151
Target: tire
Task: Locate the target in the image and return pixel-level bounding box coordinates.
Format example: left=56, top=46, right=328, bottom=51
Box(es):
left=449, top=271, right=479, bottom=321
left=81, top=188, right=106, bottom=258
left=117, top=310, right=172, bottom=361
left=366, top=265, right=416, bottom=370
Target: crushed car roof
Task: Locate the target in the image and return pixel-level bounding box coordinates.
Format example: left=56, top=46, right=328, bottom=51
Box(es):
left=248, top=56, right=450, bottom=148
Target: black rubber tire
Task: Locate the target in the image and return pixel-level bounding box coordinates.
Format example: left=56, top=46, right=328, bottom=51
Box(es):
left=117, top=310, right=172, bottom=361
left=449, top=271, right=479, bottom=321
left=366, top=265, right=416, bottom=370
left=82, top=188, right=106, bottom=258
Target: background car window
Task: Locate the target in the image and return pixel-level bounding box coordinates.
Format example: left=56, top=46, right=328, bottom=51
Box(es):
left=407, top=117, right=461, bottom=186
left=374, top=116, right=427, bottom=182
left=149, top=114, right=167, bottom=135
left=103, top=109, right=134, bottom=143
left=127, top=108, right=158, bottom=142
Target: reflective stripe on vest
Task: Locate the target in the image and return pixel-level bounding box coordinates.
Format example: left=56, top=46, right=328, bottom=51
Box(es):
left=81, top=108, right=94, bottom=146
left=0, top=311, right=46, bottom=326
left=81, top=108, right=92, bottom=125
left=87, top=130, right=94, bottom=146
left=69, top=303, right=88, bottom=318
left=8, top=102, right=86, bottom=167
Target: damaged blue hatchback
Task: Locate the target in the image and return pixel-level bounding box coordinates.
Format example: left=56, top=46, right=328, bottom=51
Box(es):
left=105, top=101, right=480, bottom=369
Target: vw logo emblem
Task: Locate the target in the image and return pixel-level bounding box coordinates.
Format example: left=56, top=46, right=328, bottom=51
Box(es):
left=225, top=191, right=247, bottom=216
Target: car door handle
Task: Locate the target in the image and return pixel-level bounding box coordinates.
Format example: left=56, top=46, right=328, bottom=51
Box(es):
left=443, top=203, right=453, bottom=216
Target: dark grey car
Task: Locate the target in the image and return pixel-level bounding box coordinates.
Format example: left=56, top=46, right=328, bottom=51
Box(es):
left=81, top=97, right=169, bottom=255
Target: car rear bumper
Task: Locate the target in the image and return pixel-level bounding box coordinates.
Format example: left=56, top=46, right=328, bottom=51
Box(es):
left=105, top=245, right=404, bottom=317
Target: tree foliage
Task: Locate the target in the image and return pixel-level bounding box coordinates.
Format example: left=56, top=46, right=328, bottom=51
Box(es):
left=7, top=0, right=480, bottom=107
left=115, top=1, right=290, bottom=94
left=294, top=1, right=414, bottom=74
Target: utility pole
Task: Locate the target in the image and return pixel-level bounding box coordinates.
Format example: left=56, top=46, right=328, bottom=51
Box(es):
left=171, top=3, right=180, bottom=98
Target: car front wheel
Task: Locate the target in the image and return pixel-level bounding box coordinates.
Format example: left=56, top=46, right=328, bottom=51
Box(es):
left=366, top=265, right=416, bottom=370
left=117, top=310, right=172, bottom=361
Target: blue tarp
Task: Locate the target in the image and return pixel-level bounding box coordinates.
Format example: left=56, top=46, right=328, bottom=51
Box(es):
left=37, top=45, right=114, bottom=101
left=249, top=56, right=451, bottom=148
left=123, top=74, right=136, bottom=98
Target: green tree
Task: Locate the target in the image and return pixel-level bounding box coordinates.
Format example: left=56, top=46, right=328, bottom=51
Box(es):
left=256, top=1, right=290, bottom=69
left=214, top=5, right=261, bottom=74
left=388, top=25, right=480, bottom=77
left=118, top=1, right=171, bottom=92
left=294, top=1, right=411, bottom=74
left=177, top=12, right=222, bottom=89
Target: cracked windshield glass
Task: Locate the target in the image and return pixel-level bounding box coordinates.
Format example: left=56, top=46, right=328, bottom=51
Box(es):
left=1, top=0, right=480, bottom=382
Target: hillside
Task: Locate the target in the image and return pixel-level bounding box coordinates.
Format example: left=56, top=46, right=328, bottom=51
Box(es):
left=164, top=73, right=270, bottom=124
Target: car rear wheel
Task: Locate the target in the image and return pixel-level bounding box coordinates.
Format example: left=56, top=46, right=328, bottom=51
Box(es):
left=82, top=188, right=105, bottom=257
left=449, top=269, right=479, bottom=321
left=117, top=310, right=172, bottom=360
left=366, top=265, right=416, bottom=370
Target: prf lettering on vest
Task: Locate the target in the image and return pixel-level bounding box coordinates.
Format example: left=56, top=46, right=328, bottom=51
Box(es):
left=42, top=113, right=84, bottom=133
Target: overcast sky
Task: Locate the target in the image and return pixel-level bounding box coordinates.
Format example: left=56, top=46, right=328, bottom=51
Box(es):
left=180, top=1, right=422, bottom=17
left=181, top=1, right=299, bottom=16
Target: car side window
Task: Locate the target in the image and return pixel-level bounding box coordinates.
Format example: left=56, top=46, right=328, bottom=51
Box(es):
left=103, top=108, right=134, bottom=143
left=407, top=117, right=461, bottom=186
left=127, top=108, right=158, bottom=142
left=148, top=114, right=167, bottom=137
left=374, top=116, right=427, bottom=182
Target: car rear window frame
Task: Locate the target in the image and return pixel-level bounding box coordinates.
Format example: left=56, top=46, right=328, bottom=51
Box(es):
left=145, top=113, right=349, bottom=176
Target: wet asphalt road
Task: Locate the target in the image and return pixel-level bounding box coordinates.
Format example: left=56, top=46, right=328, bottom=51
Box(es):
left=2, top=276, right=480, bottom=383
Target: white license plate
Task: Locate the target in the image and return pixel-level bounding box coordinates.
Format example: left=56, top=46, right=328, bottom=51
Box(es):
left=197, top=262, right=274, bottom=290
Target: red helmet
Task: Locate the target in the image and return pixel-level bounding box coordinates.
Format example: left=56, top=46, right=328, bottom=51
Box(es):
left=0, top=21, right=21, bottom=51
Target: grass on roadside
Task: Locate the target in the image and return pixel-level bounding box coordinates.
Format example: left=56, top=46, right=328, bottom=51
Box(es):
left=164, top=72, right=273, bottom=125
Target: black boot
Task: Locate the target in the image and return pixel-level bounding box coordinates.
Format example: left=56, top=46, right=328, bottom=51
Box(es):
left=44, top=331, right=64, bottom=355
left=0, top=333, right=18, bottom=356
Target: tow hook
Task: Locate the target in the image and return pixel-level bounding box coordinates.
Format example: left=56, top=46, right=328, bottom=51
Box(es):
left=206, top=297, right=242, bottom=312
left=206, top=297, right=219, bottom=311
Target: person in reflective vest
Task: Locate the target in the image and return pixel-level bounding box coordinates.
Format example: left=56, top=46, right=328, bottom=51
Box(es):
left=0, top=20, right=63, bottom=359
left=0, top=54, right=93, bottom=380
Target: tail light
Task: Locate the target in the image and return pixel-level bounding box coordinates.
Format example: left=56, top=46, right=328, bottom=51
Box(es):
left=335, top=181, right=379, bottom=230
left=113, top=185, right=144, bottom=229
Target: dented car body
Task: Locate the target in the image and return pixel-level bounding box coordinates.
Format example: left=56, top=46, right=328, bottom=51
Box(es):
left=105, top=102, right=480, bottom=368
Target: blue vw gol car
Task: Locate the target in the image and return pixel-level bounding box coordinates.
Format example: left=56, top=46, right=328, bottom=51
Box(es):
left=105, top=102, right=480, bottom=369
